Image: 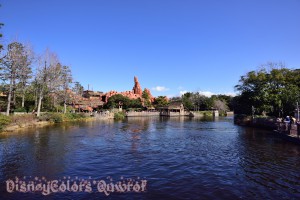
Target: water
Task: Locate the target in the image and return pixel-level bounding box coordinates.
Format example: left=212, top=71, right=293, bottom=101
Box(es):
left=0, top=116, right=300, bottom=199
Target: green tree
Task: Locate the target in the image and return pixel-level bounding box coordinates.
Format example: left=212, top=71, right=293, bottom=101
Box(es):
left=0, top=4, right=3, bottom=52
left=73, top=81, right=84, bottom=96
left=61, top=65, right=72, bottom=113
left=1, top=42, right=32, bottom=115
left=105, top=94, right=130, bottom=109
left=142, top=89, right=151, bottom=107
left=153, top=96, right=168, bottom=108
left=17, top=44, right=34, bottom=108
left=182, top=92, right=193, bottom=110
left=128, top=98, right=143, bottom=109
left=234, top=63, right=300, bottom=117
left=0, top=22, right=3, bottom=51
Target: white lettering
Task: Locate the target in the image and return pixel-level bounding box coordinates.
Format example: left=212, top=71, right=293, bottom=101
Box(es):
left=50, top=180, right=58, bottom=193
left=6, top=180, right=15, bottom=193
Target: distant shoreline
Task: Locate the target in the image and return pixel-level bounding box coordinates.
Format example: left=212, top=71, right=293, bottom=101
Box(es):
left=0, top=113, right=112, bottom=134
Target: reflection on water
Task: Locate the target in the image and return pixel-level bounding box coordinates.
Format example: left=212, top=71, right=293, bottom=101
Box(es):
left=0, top=116, right=300, bottom=199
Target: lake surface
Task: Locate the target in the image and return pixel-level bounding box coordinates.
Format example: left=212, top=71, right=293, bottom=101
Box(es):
left=0, top=116, right=300, bottom=199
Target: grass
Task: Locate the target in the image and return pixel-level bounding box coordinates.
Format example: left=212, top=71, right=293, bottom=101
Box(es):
left=0, top=114, right=11, bottom=131
left=194, top=111, right=213, bottom=116
left=39, top=112, right=87, bottom=123
left=0, top=112, right=91, bottom=132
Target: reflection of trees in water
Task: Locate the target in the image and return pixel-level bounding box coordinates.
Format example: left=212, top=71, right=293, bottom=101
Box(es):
left=0, top=137, right=25, bottom=180
left=0, top=124, right=85, bottom=182
left=236, top=127, right=300, bottom=197
left=124, top=117, right=154, bottom=133
left=124, top=118, right=150, bottom=152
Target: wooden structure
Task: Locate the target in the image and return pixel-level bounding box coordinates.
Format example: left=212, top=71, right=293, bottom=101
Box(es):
left=159, top=102, right=185, bottom=116
left=83, top=90, right=103, bottom=100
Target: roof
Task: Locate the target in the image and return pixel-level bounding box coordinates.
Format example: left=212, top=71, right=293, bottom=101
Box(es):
left=168, top=101, right=184, bottom=109
left=160, top=101, right=184, bottom=110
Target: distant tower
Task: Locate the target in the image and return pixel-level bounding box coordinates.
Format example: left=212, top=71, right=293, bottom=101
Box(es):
left=132, top=76, right=142, bottom=95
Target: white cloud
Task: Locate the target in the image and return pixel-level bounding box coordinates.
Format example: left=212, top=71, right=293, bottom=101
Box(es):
left=179, top=90, right=187, bottom=95
left=198, top=91, right=236, bottom=97
left=223, top=92, right=237, bottom=97
left=199, top=91, right=215, bottom=97
left=152, top=86, right=169, bottom=92
left=167, top=94, right=176, bottom=98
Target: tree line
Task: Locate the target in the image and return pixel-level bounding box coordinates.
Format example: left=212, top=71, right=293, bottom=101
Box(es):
left=105, top=90, right=233, bottom=113
left=0, top=40, right=84, bottom=117
left=233, top=62, right=300, bottom=117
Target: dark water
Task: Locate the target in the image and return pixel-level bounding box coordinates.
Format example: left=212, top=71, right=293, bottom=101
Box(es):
left=0, top=116, right=300, bottom=200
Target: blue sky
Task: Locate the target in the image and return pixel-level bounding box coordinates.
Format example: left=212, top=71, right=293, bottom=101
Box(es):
left=1, top=0, right=300, bottom=97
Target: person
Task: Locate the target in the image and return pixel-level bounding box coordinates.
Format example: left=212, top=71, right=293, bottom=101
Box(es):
left=284, top=116, right=290, bottom=132
left=291, top=116, right=296, bottom=124
left=276, top=118, right=283, bottom=131
left=297, top=121, right=300, bottom=138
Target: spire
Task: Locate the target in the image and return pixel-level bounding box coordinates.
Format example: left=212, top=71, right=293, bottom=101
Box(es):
left=133, top=76, right=142, bottom=95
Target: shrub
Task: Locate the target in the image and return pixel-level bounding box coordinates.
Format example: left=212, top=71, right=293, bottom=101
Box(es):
left=11, top=114, right=36, bottom=126
left=39, top=112, right=88, bottom=123
left=49, top=113, right=63, bottom=123
left=14, top=107, right=27, bottom=112
left=38, top=113, right=63, bottom=123
left=197, top=111, right=213, bottom=116
left=114, top=112, right=125, bottom=120
left=0, top=114, right=11, bottom=131
left=63, top=113, right=86, bottom=121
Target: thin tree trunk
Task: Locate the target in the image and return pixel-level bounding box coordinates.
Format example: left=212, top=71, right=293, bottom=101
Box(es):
left=6, top=78, right=13, bottom=116
left=63, top=91, right=67, bottom=114
left=34, top=89, right=38, bottom=108
left=21, top=90, right=25, bottom=108
left=37, top=94, right=43, bottom=117
left=37, top=87, right=44, bottom=117
left=12, top=79, right=16, bottom=106
left=64, top=101, right=67, bottom=114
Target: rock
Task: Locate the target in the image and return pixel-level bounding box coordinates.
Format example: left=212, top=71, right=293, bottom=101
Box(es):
left=144, top=88, right=154, bottom=102
left=133, top=76, right=143, bottom=96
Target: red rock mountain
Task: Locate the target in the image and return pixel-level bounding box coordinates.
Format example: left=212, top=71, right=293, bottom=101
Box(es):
left=133, top=76, right=143, bottom=95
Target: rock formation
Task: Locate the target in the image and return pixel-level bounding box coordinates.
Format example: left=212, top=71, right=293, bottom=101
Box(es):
left=144, top=88, right=155, bottom=102
left=133, top=76, right=143, bottom=96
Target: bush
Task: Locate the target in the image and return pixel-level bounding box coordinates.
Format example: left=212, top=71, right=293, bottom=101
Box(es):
left=39, top=112, right=87, bottom=123
left=39, top=113, right=63, bottom=123
left=11, top=114, right=36, bottom=126
left=219, top=110, right=227, bottom=116
left=0, top=114, right=11, bottom=131
left=196, top=111, right=213, bottom=116
left=114, top=112, right=125, bottom=120
left=63, top=113, right=86, bottom=121
left=14, top=107, right=27, bottom=112
left=50, top=113, right=63, bottom=123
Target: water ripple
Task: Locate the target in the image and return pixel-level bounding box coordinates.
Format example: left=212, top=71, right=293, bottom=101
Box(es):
left=0, top=117, right=300, bottom=199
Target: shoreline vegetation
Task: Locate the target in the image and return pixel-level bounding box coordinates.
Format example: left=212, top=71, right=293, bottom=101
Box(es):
left=0, top=112, right=113, bottom=134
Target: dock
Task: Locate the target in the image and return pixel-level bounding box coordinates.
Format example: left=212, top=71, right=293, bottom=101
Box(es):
left=274, top=122, right=300, bottom=144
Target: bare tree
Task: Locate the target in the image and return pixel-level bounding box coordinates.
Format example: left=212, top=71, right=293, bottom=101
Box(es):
left=35, top=49, right=60, bottom=117
left=213, top=99, right=229, bottom=112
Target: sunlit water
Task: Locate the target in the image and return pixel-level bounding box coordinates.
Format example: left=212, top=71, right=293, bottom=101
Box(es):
left=0, top=116, right=300, bottom=199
